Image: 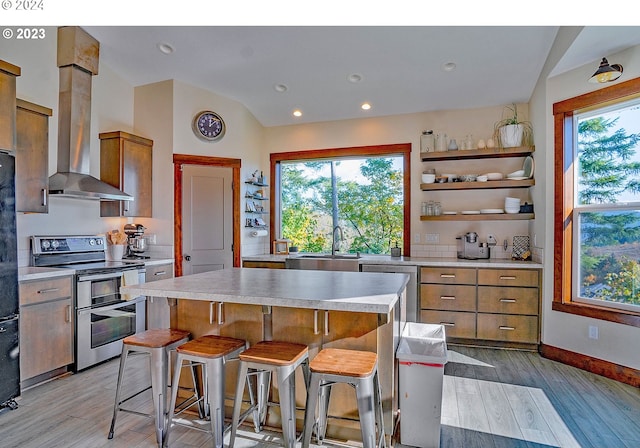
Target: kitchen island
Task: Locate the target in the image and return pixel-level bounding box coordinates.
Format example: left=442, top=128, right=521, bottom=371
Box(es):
left=121, top=267, right=409, bottom=444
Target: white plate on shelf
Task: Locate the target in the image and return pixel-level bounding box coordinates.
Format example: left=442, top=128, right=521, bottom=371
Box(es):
left=461, top=210, right=481, bottom=215
left=480, top=209, right=504, bottom=214
left=442, top=211, right=457, bottom=215
left=523, top=155, right=534, bottom=178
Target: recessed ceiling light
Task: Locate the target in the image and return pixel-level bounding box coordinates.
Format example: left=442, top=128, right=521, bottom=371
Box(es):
left=442, top=62, right=457, bottom=72
left=348, top=73, right=363, bottom=83
left=157, top=42, right=175, bottom=55
left=293, top=109, right=302, bottom=117
left=361, top=103, right=371, bottom=110
left=274, top=83, right=288, bottom=93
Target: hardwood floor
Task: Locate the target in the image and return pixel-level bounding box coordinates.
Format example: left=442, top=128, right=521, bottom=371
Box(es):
left=0, top=346, right=638, bottom=447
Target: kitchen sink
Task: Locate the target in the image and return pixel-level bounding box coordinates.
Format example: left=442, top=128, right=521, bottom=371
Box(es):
left=285, top=253, right=361, bottom=271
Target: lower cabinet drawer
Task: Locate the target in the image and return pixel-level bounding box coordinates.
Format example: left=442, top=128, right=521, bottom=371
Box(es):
left=477, top=314, right=538, bottom=343
left=477, top=286, right=539, bottom=315
left=420, top=284, right=476, bottom=311
left=420, top=267, right=476, bottom=285
left=421, top=310, right=476, bottom=339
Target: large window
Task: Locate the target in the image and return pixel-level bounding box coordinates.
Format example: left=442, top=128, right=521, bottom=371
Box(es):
left=270, top=144, right=411, bottom=256
left=554, top=78, right=640, bottom=326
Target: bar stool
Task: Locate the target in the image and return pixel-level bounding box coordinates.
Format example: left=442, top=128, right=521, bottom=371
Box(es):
left=302, top=348, right=386, bottom=448
left=229, top=341, right=310, bottom=448
left=108, top=328, right=193, bottom=447
left=163, top=334, right=247, bottom=448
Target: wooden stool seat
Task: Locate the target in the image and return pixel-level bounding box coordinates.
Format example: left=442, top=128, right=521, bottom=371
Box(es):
left=123, top=328, right=190, bottom=348
left=176, top=335, right=246, bottom=359
left=238, top=341, right=308, bottom=366
left=310, top=348, right=377, bottom=377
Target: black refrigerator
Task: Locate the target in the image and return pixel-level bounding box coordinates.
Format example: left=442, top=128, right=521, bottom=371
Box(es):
left=0, top=151, right=19, bottom=411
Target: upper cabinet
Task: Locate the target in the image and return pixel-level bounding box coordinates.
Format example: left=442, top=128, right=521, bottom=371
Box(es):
left=0, top=60, right=20, bottom=152
left=99, top=131, right=153, bottom=217
left=16, top=99, right=52, bottom=213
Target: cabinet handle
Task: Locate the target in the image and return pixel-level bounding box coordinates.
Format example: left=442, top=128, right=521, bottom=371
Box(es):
left=209, top=301, right=216, bottom=325
left=42, top=188, right=47, bottom=207
left=217, top=302, right=224, bottom=325
left=313, top=310, right=320, bottom=335
left=65, top=304, right=72, bottom=323
left=154, top=271, right=166, bottom=276
left=124, top=201, right=130, bottom=213
left=440, top=322, right=456, bottom=327
left=440, top=296, right=456, bottom=300
left=324, top=310, right=330, bottom=336
left=499, top=326, right=516, bottom=331
left=440, top=274, right=456, bottom=278
left=499, top=298, right=517, bottom=303
left=37, top=287, right=59, bottom=294
left=499, top=276, right=517, bottom=280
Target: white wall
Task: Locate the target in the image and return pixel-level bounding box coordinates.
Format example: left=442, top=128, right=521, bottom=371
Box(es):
left=532, top=35, right=640, bottom=370
left=265, top=106, right=532, bottom=258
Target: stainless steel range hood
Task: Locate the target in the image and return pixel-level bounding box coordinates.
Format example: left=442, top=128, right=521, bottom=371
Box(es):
left=49, top=27, right=132, bottom=202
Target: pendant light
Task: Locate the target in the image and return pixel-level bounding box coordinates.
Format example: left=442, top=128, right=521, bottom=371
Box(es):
left=589, top=58, right=623, bottom=83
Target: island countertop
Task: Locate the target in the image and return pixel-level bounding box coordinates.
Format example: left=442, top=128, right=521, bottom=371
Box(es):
left=121, top=267, right=408, bottom=314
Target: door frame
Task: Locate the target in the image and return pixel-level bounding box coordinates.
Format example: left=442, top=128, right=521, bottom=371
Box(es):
left=173, top=154, right=241, bottom=277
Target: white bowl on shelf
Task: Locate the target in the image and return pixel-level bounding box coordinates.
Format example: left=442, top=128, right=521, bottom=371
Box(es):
left=422, top=173, right=436, bottom=183
left=505, top=207, right=520, bottom=214
left=485, top=172, right=503, bottom=181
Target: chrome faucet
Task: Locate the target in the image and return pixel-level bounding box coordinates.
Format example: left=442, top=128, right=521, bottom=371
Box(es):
left=332, top=225, right=344, bottom=256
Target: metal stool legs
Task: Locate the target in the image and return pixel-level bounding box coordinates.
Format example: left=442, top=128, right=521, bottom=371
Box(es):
left=163, top=336, right=246, bottom=448
left=108, top=333, right=190, bottom=447
left=229, top=341, right=309, bottom=448
left=302, top=350, right=385, bottom=448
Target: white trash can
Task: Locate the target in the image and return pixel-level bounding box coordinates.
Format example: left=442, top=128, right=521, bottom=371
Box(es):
left=396, top=322, right=448, bottom=448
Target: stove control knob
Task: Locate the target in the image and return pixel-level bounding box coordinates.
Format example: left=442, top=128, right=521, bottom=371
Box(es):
left=41, top=240, right=51, bottom=250
left=89, top=239, right=96, bottom=246
left=96, top=239, right=103, bottom=245
left=51, top=240, right=60, bottom=249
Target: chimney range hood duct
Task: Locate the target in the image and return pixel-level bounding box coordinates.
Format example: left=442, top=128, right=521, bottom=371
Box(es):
left=49, top=27, right=132, bottom=201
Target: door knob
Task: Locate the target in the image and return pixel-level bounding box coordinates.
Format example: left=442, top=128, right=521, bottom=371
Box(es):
left=184, top=255, right=191, bottom=261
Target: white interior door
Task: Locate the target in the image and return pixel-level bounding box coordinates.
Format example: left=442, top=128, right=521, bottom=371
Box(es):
left=181, top=165, right=233, bottom=275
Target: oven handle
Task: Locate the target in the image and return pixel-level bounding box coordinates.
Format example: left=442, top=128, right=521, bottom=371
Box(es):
left=77, top=270, right=139, bottom=282
left=77, top=296, right=146, bottom=315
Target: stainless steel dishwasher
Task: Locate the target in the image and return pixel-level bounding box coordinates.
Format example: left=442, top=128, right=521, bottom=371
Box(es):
left=361, top=264, right=418, bottom=322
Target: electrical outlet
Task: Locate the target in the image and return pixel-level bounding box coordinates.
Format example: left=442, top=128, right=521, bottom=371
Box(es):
left=487, top=234, right=497, bottom=246
left=588, top=325, right=599, bottom=340
left=425, top=233, right=439, bottom=244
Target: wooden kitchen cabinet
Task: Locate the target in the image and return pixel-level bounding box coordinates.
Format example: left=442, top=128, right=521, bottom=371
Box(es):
left=420, top=266, right=541, bottom=348
left=0, top=60, right=20, bottom=152
left=99, top=131, right=153, bottom=217
left=145, top=263, right=173, bottom=329
left=242, top=260, right=285, bottom=269
left=16, top=99, right=52, bottom=213
left=19, top=276, right=74, bottom=383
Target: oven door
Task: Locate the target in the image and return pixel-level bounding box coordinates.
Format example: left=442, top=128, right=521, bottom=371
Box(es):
left=75, top=296, right=146, bottom=371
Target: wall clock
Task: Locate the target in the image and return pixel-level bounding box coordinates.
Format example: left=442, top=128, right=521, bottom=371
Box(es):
left=192, top=110, right=226, bottom=142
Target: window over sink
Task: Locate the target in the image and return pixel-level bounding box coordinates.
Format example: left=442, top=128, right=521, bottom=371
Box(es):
left=270, top=144, right=411, bottom=256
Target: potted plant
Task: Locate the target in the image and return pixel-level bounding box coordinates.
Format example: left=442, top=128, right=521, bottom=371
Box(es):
left=493, top=103, right=533, bottom=148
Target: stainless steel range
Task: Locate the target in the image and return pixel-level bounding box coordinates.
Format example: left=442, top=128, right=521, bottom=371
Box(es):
left=30, top=235, right=146, bottom=371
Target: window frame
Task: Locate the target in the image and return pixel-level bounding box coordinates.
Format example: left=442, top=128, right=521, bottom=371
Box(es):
left=269, top=143, right=412, bottom=257
left=553, top=76, right=640, bottom=327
